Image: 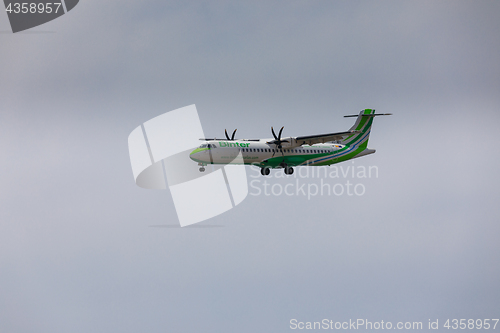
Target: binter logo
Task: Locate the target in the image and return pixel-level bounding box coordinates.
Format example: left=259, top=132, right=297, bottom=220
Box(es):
left=219, top=141, right=250, bottom=148
left=128, top=105, right=248, bottom=227
left=3, top=0, right=79, bottom=33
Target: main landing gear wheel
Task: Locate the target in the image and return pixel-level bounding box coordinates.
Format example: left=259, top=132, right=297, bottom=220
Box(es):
left=199, top=167, right=205, bottom=172
left=284, top=166, right=294, bottom=175
left=260, top=167, right=270, bottom=176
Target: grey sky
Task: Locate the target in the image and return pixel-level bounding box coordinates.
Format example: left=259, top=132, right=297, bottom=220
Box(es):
left=1, top=1, right=499, bottom=332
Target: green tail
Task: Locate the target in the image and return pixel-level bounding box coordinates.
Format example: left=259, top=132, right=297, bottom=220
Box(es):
left=341, top=109, right=376, bottom=149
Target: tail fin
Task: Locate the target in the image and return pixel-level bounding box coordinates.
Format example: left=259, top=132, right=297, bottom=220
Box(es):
left=341, top=109, right=391, bottom=149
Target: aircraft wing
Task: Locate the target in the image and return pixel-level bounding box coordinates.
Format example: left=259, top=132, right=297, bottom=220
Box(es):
left=295, top=130, right=360, bottom=145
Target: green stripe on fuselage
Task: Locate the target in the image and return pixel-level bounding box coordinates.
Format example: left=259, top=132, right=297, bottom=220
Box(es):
left=190, top=147, right=209, bottom=155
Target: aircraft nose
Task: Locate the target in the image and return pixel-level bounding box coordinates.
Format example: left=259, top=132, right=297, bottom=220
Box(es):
left=189, top=148, right=209, bottom=162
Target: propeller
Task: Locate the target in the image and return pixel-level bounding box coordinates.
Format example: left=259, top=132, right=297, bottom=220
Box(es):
left=269, top=126, right=289, bottom=149
left=267, top=126, right=289, bottom=158
left=225, top=129, right=237, bottom=141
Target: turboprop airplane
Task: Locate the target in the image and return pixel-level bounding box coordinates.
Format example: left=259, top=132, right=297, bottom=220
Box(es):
left=190, top=109, right=391, bottom=176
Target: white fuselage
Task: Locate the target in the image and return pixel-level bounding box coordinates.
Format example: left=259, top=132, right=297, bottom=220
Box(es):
left=191, top=139, right=346, bottom=167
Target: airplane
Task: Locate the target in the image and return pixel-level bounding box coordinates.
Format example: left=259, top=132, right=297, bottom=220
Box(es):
left=190, top=109, right=391, bottom=176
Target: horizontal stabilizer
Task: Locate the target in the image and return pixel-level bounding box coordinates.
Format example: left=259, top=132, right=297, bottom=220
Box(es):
left=344, top=113, right=392, bottom=118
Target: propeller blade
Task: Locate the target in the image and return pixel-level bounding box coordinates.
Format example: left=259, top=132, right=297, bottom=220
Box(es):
left=278, top=126, right=284, bottom=140
left=271, top=127, right=278, bottom=140
left=225, top=129, right=230, bottom=140
left=231, top=129, right=237, bottom=140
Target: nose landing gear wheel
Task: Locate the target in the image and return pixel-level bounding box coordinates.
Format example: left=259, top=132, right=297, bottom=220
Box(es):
left=260, top=167, right=270, bottom=176
left=284, top=166, right=294, bottom=175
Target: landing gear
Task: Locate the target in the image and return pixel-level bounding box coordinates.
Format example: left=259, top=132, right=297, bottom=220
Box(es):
left=284, top=166, right=294, bottom=175
left=260, top=167, right=270, bottom=176
left=199, top=167, right=205, bottom=172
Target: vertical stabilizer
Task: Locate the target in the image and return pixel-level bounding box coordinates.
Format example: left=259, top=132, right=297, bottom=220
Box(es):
left=341, top=109, right=376, bottom=149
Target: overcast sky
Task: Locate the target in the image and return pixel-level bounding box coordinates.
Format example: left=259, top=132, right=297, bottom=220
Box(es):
left=1, top=1, right=500, bottom=332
